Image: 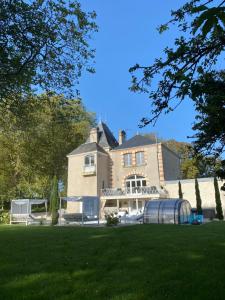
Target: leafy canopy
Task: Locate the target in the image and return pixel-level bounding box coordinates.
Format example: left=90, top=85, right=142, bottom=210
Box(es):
left=0, top=93, right=94, bottom=206
left=130, top=0, right=225, bottom=177
left=0, top=0, right=97, bottom=101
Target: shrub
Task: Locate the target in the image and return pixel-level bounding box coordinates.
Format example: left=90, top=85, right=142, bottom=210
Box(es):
left=195, top=178, right=202, bottom=215
left=214, top=177, right=224, bottom=220
left=0, top=211, right=10, bottom=224
left=178, top=181, right=183, bottom=199
left=105, top=213, right=119, bottom=226
left=50, top=176, right=59, bottom=225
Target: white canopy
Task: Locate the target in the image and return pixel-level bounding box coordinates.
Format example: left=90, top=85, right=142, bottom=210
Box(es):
left=11, top=199, right=47, bottom=205
left=10, top=198, right=48, bottom=225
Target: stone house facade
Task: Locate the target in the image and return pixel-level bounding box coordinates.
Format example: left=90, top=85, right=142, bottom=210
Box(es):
left=67, top=122, right=181, bottom=216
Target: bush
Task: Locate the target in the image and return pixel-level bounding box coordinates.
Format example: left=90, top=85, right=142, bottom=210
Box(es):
left=195, top=178, right=202, bottom=215
left=50, top=176, right=59, bottom=225
left=105, top=213, right=119, bottom=226
left=214, top=177, right=224, bottom=220
left=0, top=211, right=10, bottom=224
left=178, top=181, right=183, bottom=199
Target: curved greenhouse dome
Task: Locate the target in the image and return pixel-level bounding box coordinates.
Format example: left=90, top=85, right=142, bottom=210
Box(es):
left=143, top=199, right=191, bottom=224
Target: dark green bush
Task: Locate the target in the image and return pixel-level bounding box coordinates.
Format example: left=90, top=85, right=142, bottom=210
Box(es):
left=0, top=211, right=10, bottom=224
left=214, top=177, right=224, bottom=220
left=105, top=213, right=119, bottom=226
left=50, top=176, right=59, bottom=225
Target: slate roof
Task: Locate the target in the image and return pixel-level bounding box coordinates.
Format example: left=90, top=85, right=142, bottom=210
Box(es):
left=86, top=122, right=119, bottom=149
left=113, top=135, right=155, bottom=150
left=68, top=142, right=107, bottom=156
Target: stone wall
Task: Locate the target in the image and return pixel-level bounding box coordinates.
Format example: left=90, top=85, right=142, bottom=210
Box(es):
left=110, top=144, right=161, bottom=188
left=161, top=144, right=180, bottom=181
left=67, top=152, right=98, bottom=213
left=165, top=177, right=225, bottom=215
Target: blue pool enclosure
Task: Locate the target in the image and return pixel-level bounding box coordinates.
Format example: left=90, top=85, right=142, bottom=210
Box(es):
left=143, top=199, right=192, bottom=224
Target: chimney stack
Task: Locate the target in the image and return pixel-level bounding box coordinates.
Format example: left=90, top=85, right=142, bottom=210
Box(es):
left=89, top=127, right=99, bottom=143
left=119, top=130, right=126, bottom=145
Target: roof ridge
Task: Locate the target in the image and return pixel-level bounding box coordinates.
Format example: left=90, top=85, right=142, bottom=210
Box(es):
left=113, top=134, right=155, bottom=150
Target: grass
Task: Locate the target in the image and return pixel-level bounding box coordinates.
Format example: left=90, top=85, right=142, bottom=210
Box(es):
left=0, top=222, right=225, bottom=300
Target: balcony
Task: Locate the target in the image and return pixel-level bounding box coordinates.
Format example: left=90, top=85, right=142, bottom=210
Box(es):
left=82, top=165, right=96, bottom=176
left=101, top=186, right=167, bottom=199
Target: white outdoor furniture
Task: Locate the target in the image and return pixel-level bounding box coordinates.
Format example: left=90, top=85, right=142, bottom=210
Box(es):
left=10, top=199, right=48, bottom=225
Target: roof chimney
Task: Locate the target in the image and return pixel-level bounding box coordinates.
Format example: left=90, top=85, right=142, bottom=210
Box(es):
left=89, top=127, right=99, bottom=143
left=119, top=130, right=126, bottom=145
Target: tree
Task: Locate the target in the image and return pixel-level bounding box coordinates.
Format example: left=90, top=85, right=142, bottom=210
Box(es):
left=214, top=177, right=224, bottom=220
left=130, top=0, right=225, bottom=182
left=195, top=178, right=202, bottom=214
left=0, top=0, right=97, bottom=103
left=0, top=92, right=94, bottom=201
left=178, top=181, right=183, bottom=198
left=50, top=175, right=59, bottom=225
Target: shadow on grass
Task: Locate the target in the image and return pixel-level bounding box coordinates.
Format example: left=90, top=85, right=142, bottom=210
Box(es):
left=0, top=223, right=225, bottom=300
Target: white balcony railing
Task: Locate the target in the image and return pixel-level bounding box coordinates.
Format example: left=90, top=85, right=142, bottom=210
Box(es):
left=83, top=165, right=96, bottom=175
left=101, top=186, right=162, bottom=197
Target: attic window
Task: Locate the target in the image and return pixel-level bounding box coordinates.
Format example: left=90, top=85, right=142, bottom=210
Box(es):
left=84, top=155, right=94, bottom=167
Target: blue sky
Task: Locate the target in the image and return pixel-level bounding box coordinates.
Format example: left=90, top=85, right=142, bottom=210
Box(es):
left=79, top=0, right=196, bottom=142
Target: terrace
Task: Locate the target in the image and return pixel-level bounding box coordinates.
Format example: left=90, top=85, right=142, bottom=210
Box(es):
left=101, top=186, right=168, bottom=199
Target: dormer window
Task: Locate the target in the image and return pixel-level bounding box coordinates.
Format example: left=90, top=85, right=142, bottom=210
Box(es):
left=123, top=153, right=132, bottom=167
left=85, top=155, right=94, bottom=167
left=135, top=151, right=144, bottom=166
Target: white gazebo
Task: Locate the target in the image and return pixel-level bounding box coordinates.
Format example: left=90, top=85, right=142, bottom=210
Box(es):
left=10, top=199, right=48, bottom=225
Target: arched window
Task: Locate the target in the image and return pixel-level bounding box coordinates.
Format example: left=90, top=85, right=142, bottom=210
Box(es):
left=125, top=175, right=147, bottom=194
left=84, top=154, right=94, bottom=166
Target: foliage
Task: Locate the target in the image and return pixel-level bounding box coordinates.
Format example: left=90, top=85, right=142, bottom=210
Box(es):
left=178, top=181, right=183, bottom=198
left=214, top=177, right=224, bottom=220
left=50, top=175, right=59, bottom=225
left=0, top=92, right=94, bottom=202
left=0, top=0, right=97, bottom=102
left=195, top=178, right=202, bottom=214
left=105, top=213, right=119, bottom=226
left=0, top=211, right=10, bottom=224
left=130, top=0, right=225, bottom=181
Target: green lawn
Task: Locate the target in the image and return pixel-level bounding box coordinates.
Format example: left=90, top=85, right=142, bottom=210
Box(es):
left=1, top=223, right=225, bottom=300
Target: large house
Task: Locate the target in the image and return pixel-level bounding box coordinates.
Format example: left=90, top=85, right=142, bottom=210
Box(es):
left=67, top=122, right=181, bottom=216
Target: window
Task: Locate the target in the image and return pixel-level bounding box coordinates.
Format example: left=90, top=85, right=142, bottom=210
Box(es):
left=125, top=175, right=147, bottom=194
left=123, top=153, right=132, bottom=167
left=84, top=155, right=94, bottom=166
left=135, top=151, right=144, bottom=166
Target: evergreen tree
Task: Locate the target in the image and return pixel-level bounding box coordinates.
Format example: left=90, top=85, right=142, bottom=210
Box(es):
left=214, top=177, right=224, bottom=220
left=178, top=181, right=183, bottom=199
left=50, top=176, right=59, bottom=225
left=195, top=178, right=202, bottom=215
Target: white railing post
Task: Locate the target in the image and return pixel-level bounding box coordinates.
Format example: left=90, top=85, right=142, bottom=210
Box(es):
left=101, top=186, right=160, bottom=197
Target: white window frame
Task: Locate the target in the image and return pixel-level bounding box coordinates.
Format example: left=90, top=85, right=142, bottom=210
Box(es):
left=123, top=153, right=132, bottom=167
left=125, top=175, right=147, bottom=194
left=135, top=151, right=144, bottom=166
left=84, top=154, right=95, bottom=167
